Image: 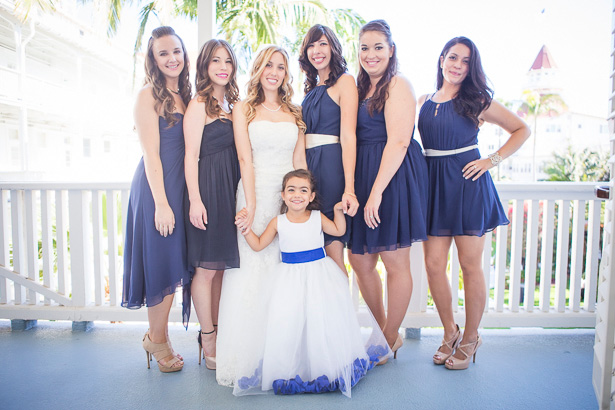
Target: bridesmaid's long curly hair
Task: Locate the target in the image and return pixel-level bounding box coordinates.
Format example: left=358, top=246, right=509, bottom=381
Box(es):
left=280, top=169, right=320, bottom=213
left=299, top=24, right=347, bottom=94
left=144, top=26, right=191, bottom=127
left=437, top=36, right=493, bottom=127
left=195, top=39, right=240, bottom=118
left=243, top=45, right=306, bottom=133
left=357, top=20, right=397, bottom=117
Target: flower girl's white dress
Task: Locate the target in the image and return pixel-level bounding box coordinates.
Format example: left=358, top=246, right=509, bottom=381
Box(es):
left=233, top=210, right=391, bottom=398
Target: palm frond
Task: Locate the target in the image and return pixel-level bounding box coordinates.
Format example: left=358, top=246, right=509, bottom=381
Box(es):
left=13, top=0, right=56, bottom=22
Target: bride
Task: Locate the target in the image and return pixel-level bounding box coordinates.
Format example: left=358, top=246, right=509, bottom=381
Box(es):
left=216, top=45, right=307, bottom=386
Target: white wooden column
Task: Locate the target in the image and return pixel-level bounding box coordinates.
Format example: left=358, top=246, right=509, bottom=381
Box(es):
left=592, top=0, right=615, bottom=407
left=197, top=0, right=216, bottom=47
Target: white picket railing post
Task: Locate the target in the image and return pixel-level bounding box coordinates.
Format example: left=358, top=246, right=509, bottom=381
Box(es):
left=10, top=190, right=26, bottom=305
left=554, top=200, right=571, bottom=312
left=92, top=190, right=104, bottom=306
left=509, top=199, right=525, bottom=312
left=55, top=190, right=69, bottom=298
left=524, top=200, right=540, bottom=311
left=41, top=190, right=54, bottom=306
left=68, top=189, right=92, bottom=307
left=569, top=200, right=586, bottom=312
left=0, top=190, right=9, bottom=304
left=24, top=189, right=38, bottom=305
left=539, top=200, right=555, bottom=312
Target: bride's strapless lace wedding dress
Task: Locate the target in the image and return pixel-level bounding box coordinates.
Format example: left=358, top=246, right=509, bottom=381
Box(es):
left=216, top=120, right=298, bottom=387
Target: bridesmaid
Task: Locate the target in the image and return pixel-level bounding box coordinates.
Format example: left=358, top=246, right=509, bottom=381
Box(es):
left=122, top=26, right=191, bottom=373
left=348, top=20, right=428, bottom=358
left=298, top=24, right=359, bottom=272
left=184, top=39, right=240, bottom=370
left=418, top=36, right=529, bottom=370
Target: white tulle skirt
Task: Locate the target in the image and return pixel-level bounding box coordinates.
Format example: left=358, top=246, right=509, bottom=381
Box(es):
left=232, top=256, right=391, bottom=398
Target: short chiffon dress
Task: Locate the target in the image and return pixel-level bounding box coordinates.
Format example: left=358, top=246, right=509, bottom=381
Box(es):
left=348, top=100, right=428, bottom=255
left=233, top=210, right=391, bottom=398
left=122, top=114, right=190, bottom=324
left=184, top=119, right=240, bottom=271
left=184, top=119, right=240, bottom=320
left=417, top=97, right=508, bottom=236
left=302, top=84, right=349, bottom=246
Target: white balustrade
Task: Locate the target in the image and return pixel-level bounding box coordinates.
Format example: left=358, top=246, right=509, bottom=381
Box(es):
left=0, top=181, right=607, bottom=328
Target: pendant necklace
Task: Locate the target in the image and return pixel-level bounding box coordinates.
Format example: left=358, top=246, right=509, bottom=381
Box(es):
left=167, top=87, right=180, bottom=95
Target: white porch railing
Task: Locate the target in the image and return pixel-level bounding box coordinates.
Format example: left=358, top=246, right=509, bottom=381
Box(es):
left=0, top=181, right=606, bottom=327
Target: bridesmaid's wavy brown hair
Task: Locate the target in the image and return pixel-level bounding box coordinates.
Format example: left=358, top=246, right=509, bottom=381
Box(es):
left=195, top=39, right=240, bottom=119
left=144, top=26, right=191, bottom=127
left=356, top=20, right=397, bottom=117
left=299, top=25, right=347, bottom=94
left=436, top=36, right=493, bottom=127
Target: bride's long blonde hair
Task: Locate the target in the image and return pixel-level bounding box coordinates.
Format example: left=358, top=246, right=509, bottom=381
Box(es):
left=243, top=45, right=306, bottom=132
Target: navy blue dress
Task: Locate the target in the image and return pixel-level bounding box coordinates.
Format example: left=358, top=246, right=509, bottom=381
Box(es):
left=302, top=85, right=349, bottom=246
left=185, top=119, right=240, bottom=271
left=122, top=114, right=190, bottom=324
left=417, top=98, right=508, bottom=236
left=348, top=100, right=428, bottom=255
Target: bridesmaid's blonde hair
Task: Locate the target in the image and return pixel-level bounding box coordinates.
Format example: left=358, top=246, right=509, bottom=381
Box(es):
left=243, top=45, right=306, bottom=132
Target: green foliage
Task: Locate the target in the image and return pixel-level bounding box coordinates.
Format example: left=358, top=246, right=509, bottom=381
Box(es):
left=544, top=146, right=610, bottom=182
left=13, top=0, right=56, bottom=22
left=217, top=0, right=365, bottom=72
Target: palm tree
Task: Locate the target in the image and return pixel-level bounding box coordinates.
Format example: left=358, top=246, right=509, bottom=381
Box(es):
left=13, top=0, right=363, bottom=72
left=544, top=146, right=610, bottom=182
left=518, top=90, right=567, bottom=181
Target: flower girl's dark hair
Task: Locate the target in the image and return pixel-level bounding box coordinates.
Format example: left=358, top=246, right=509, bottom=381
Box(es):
left=280, top=169, right=321, bottom=213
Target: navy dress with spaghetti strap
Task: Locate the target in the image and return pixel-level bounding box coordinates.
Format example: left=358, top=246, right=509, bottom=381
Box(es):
left=417, top=97, right=508, bottom=236
left=302, top=85, right=349, bottom=246
left=348, top=100, right=428, bottom=255
left=122, top=114, right=190, bottom=324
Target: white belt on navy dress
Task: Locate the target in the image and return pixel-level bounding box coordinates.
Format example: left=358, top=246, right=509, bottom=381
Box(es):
left=423, top=144, right=479, bottom=157
left=305, top=133, right=340, bottom=149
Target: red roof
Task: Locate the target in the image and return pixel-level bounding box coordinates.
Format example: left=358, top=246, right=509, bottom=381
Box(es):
left=530, top=45, right=557, bottom=70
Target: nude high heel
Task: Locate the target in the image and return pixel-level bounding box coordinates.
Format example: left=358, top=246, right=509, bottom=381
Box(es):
left=197, top=329, right=216, bottom=370
left=142, top=332, right=183, bottom=373
left=391, top=334, right=403, bottom=359
left=445, top=334, right=482, bottom=370
left=433, top=324, right=462, bottom=365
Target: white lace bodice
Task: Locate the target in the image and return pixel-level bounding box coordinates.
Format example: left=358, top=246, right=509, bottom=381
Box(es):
left=217, top=120, right=299, bottom=387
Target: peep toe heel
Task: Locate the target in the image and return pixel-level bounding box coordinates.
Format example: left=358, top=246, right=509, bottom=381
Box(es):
left=142, top=333, right=183, bottom=373
left=445, top=334, right=482, bottom=370
left=433, top=324, right=462, bottom=365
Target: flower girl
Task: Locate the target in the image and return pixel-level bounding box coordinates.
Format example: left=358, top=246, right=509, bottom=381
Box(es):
left=233, top=169, right=390, bottom=398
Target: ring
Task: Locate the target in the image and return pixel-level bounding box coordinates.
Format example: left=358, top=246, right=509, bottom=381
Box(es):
left=370, top=216, right=375, bottom=220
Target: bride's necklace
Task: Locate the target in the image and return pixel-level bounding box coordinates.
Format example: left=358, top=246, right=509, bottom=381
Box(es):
left=261, top=101, right=282, bottom=112
left=166, top=87, right=180, bottom=95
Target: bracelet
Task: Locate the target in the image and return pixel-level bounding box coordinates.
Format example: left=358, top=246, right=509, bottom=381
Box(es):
left=488, top=151, right=503, bottom=166
left=344, top=192, right=357, bottom=198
